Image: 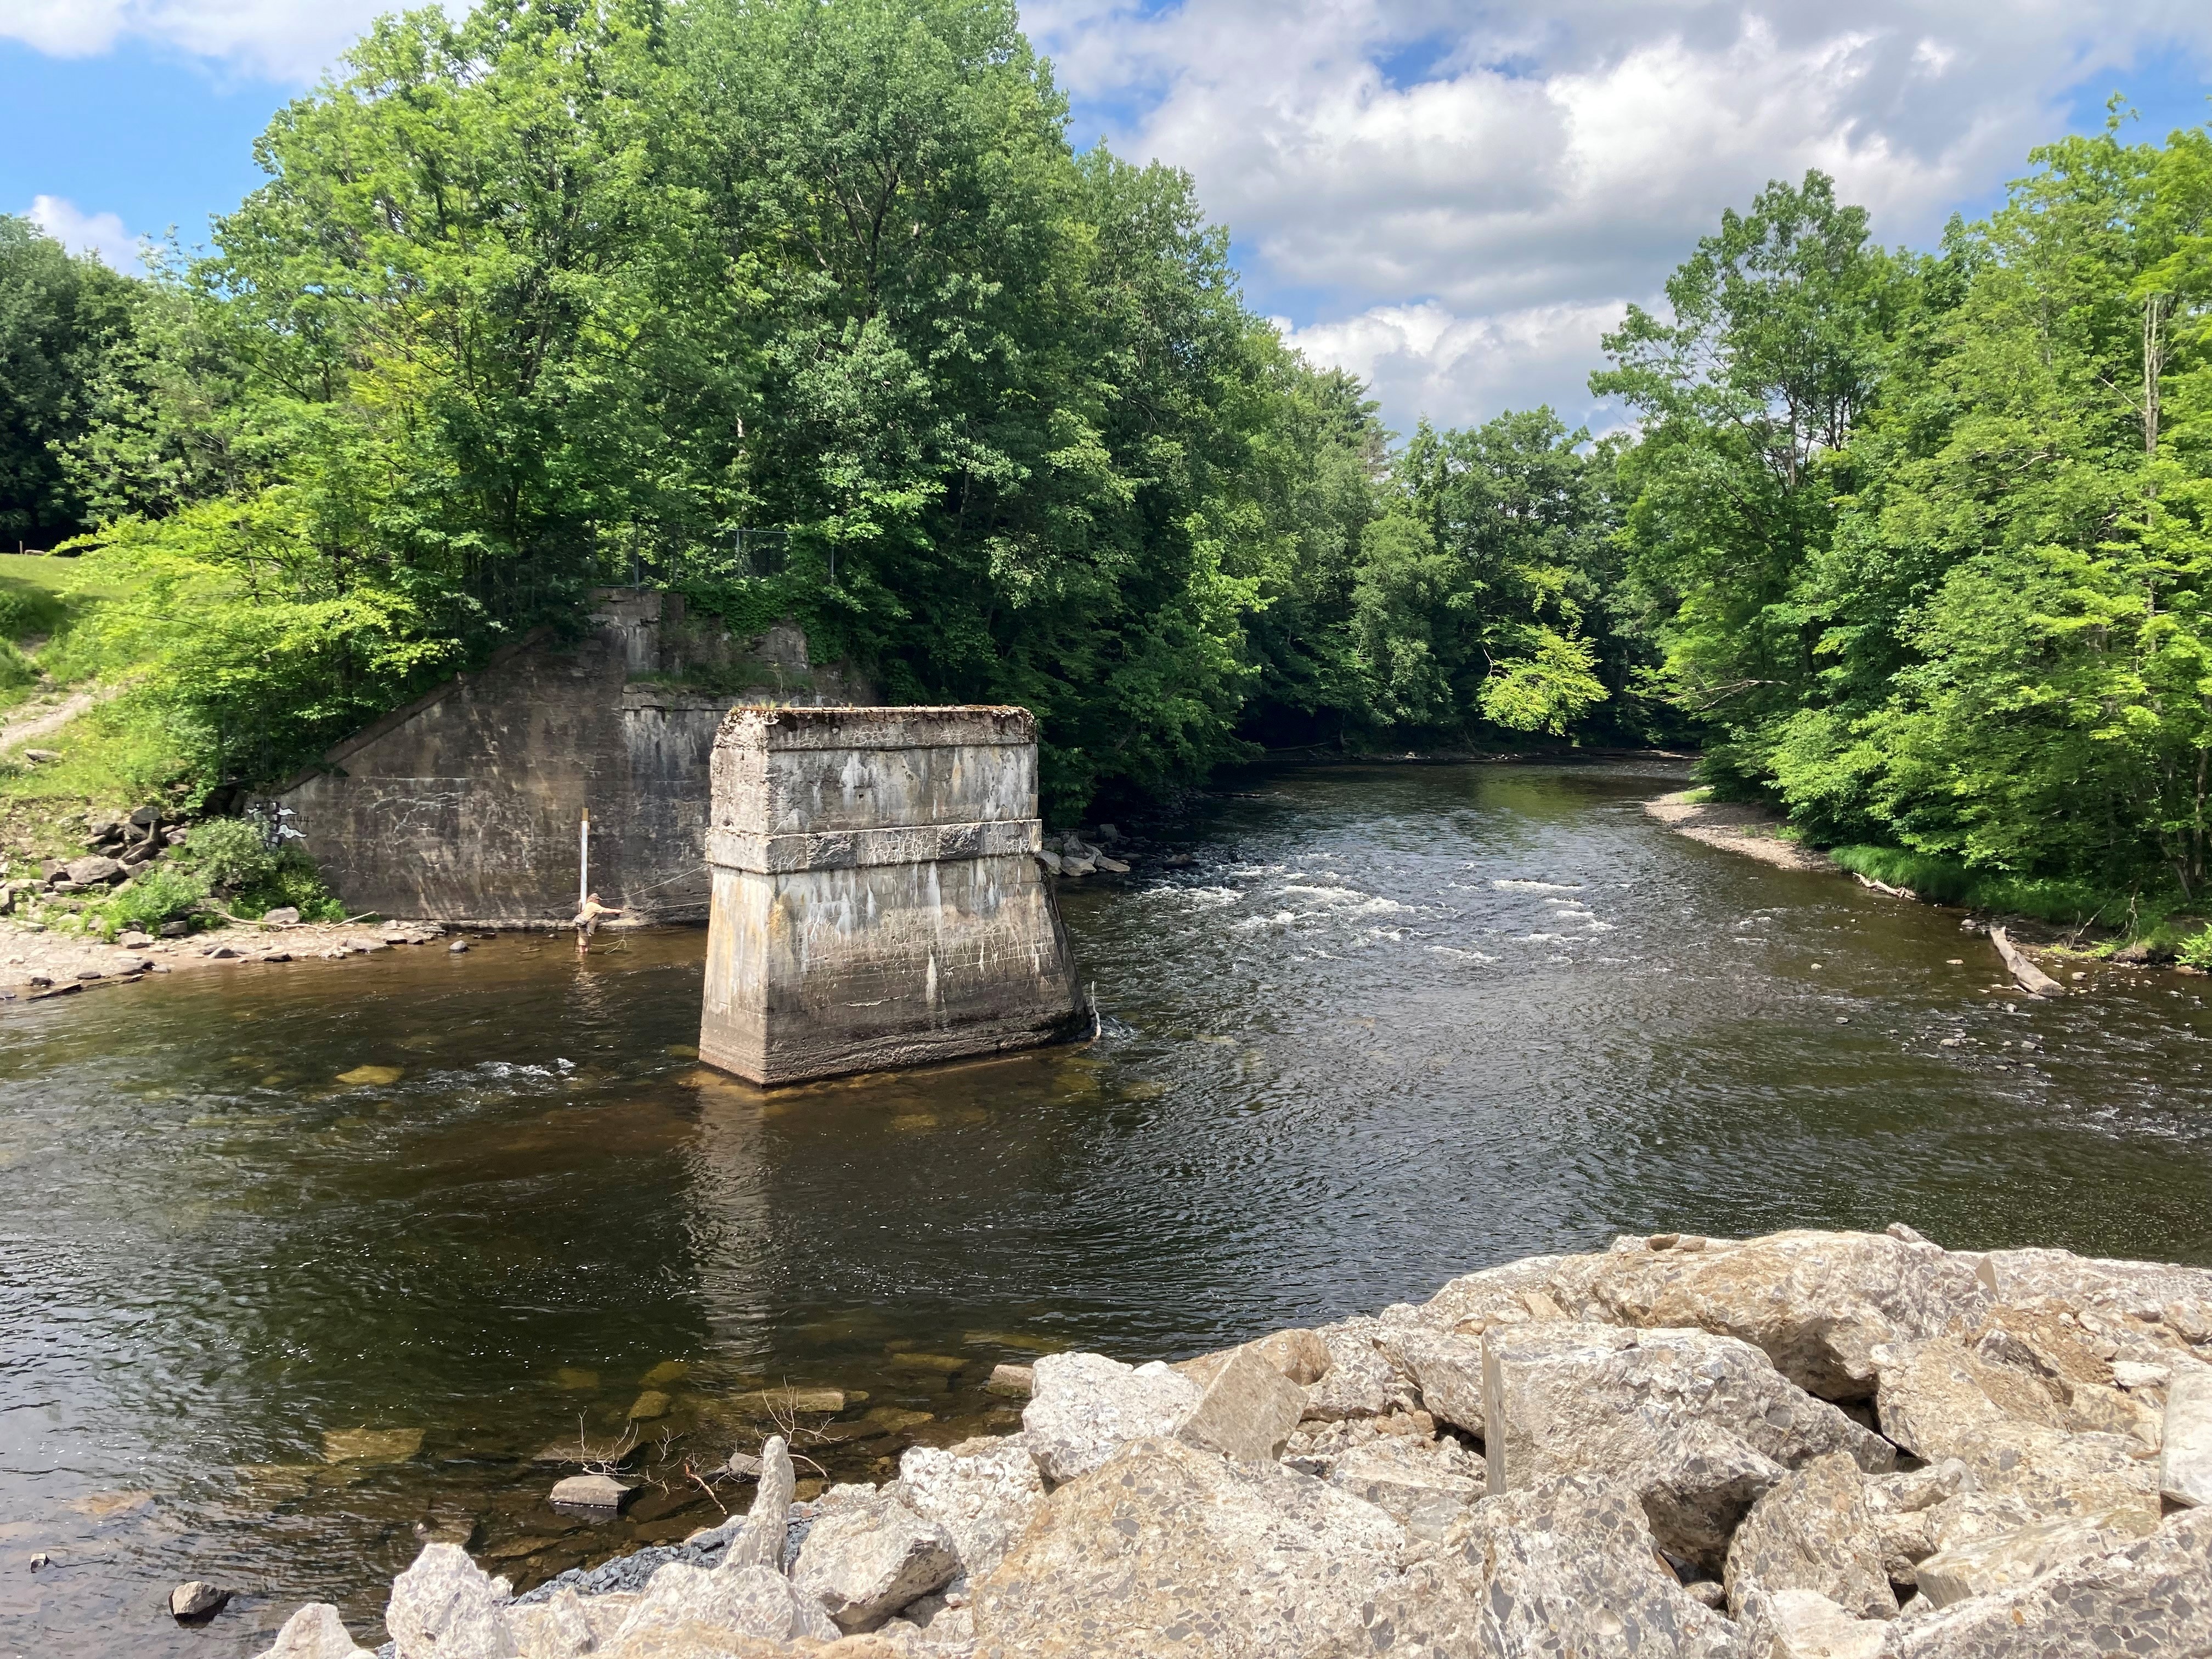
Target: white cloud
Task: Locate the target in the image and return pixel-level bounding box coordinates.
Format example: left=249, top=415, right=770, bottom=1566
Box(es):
left=25, top=195, right=145, bottom=272
left=1027, top=0, right=2212, bottom=430
left=0, top=0, right=409, bottom=80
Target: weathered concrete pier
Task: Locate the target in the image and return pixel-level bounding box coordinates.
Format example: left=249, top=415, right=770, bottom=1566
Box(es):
left=697, top=705, right=1084, bottom=1084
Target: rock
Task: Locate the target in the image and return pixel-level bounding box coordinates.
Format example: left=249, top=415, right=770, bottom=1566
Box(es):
left=1482, top=1322, right=1894, bottom=1568
left=2164, top=1363, right=2212, bottom=1507
left=1887, top=1505, right=2212, bottom=1656
left=1177, top=1328, right=1332, bottom=1390
left=1060, top=856, right=1095, bottom=877
left=982, top=1363, right=1032, bottom=1397
left=1094, top=855, right=1130, bottom=873
left=23, top=747, right=59, bottom=763
left=504, top=1586, right=626, bottom=1657
left=1301, top=1318, right=1420, bottom=1420
left=899, top=1435, right=1045, bottom=1582
left=205, top=943, right=244, bottom=960
left=1378, top=1324, right=1488, bottom=1434
left=119, top=840, right=159, bottom=866
left=335, top=1064, right=404, bottom=1086
left=251, top=1603, right=375, bottom=1658
left=550, top=1472, right=630, bottom=1510
left=793, top=1492, right=962, bottom=1632
left=720, top=1451, right=763, bottom=1479
left=972, top=1435, right=1403, bottom=1658
left=1863, top=1459, right=1967, bottom=1584
left=604, top=1562, right=839, bottom=1654
left=1344, top=1471, right=1748, bottom=1658
left=449, top=939, right=469, bottom=953
left=1020, top=1351, right=1201, bottom=1483
left=1175, top=1342, right=1305, bottom=1464
left=323, top=1426, right=424, bottom=1463
left=1723, top=1451, right=1896, bottom=1619
left=731, top=1385, right=845, bottom=1415
left=725, top=1435, right=797, bottom=1571
left=627, top=1389, right=671, bottom=1420
left=1582, top=1229, right=1988, bottom=1402
left=64, top=855, right=125, bottom=885
left=1324, top=1435, right=1483, bottom=1542
left=160, top=920, right=189, bottom=936
left=117, top=930, right=153, bottom=949
left=384, top=1543, right=515, bottom=1659
left=1871, top=1337, right=2159, bottom=1531
left=1744, top=1587, right=1887, bottom=1659
left=263, top=906, right=301, bottom=926
left=86, top=813, right=124, bottom=840
left=1914, top=1502, right=2159, bottom=1608
left=169, top=1580, right=230, bottom=1620
left=1035, top=849, right=1063, bottom=875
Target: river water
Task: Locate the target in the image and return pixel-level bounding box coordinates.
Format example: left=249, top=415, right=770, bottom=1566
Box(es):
left=4, top=759, right=2210, bottom=1654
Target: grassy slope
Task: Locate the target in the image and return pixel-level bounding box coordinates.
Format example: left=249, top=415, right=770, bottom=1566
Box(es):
left=0, top=555, right=189, bottom=870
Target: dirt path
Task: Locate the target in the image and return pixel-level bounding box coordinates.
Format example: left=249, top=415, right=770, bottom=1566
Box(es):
left=0, top=682, right=122, bottom=755
left=1643, top=790, right=1835, bottom=873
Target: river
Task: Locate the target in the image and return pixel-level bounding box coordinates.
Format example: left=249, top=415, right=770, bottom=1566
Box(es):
left=3, top=758, right=2209, bottom=1654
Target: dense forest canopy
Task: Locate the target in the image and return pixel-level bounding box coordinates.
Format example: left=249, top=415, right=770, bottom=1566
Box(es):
left=3, top=0, right=2210, bottom=928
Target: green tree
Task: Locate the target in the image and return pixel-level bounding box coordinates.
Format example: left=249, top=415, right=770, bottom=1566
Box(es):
left=0, top=217, right=138, bottom=545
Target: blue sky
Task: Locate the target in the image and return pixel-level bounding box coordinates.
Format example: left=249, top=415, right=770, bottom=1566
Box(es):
left=9, top=0, right=2211, bottom=431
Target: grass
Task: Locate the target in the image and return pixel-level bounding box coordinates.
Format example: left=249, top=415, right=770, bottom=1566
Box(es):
left=1828, top=843, right=2146, bottom=931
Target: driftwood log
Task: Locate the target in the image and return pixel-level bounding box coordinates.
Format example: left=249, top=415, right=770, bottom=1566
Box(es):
left=1991, top=925, right=2064, bottom=996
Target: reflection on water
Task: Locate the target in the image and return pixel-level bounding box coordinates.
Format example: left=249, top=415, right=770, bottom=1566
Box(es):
left=4, top=760, right=2211, bottom=1653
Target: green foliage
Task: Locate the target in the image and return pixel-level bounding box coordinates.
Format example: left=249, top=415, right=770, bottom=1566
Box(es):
left=0, top=216, right=139, bottom=545
left=174, top=815, right=344, bottom=921
left=44, top=0, right=1644, bottom=814
left=1605, top=120, right=2212, bottom=932
left=1827, top=844, right=2108, bottom=925
left=84, top=862, right=209, bottom=941
left=2177, top=926, right=2212, bottom=969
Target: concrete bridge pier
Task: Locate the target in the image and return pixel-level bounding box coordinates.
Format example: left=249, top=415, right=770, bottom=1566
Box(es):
left=698, top=706, right=1085, bottom=1085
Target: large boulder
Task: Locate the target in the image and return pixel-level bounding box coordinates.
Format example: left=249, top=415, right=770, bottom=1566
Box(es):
left=792, top=1492, right=961, bottom=1632
left=1737, top=1587, right=1887, bottom=1659
left=1481, top=1322, right=1894, bottom=1568
left=1888, top=1506, right=2212, bottom=1656
left=1301, top=1319, right=1420, bottom=1420
left=602, top=1561, right=838, bottom=1652
left=972, top=1435, right=1403, bottom=1657
left=1871, top=1338, right=2160, bottom=1536
left=1022, top=1353, right=1201, bottom=1483
left=1324, top=1435, right=1483, bottom=1544
left=2165, top=1363, right=2212, bottom=1508
left=1370, top=1325, right=1488, bottom=1435
left=1580, top=1231, right=1988, bottom=1401
left=1861, top=1459, right=1966, bottom=1586
left=1723, top=1452, right=1895, bottom=1620
left=1913, top=1503, right=2159, bottom=1608
left=1326, top=1472, right=1749, bottom=1659
left=505, top=1587, right=635, bottom=1657
left=1177, top=1329, right=1331, bottom=1390
left=898, top=1435, right=1046, bottom=1582
left=1176, top=1344, right=1306, bottom=1464
left=251, top=1605, right=374, bottom=1659
left=385, top=1543, right=516, bottom=1659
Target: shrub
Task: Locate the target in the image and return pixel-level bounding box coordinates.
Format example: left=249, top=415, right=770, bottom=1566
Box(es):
left=1830, top=843, right=2123, bottom=927
left=86, top=863, right=210, bottom=940
left=174, top=814, right=346, bottom=922
left=2179, top=927, right=2212, bottom=971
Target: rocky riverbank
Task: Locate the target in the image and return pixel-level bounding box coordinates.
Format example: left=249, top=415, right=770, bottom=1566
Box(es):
left=247, top=1227, right=2212, bottom=1657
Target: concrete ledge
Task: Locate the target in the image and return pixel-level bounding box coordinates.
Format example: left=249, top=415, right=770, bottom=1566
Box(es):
left=721, top=704, right=1035, bottom=752
left=705, top=819, right=1042, bottom=874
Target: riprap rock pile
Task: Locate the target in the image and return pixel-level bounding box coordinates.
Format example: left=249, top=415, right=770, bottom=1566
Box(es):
left=254, top=1227, right=2212, bottom=1657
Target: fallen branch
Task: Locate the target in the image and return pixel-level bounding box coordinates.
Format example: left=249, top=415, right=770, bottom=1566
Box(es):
left=1851, top=872, right=1917, bottom=901
left=1991, top=926, right=2064, bottom=996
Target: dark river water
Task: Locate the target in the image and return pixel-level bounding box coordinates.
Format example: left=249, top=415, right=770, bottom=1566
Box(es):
left=5, top=759, right=2211, bottom=1655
